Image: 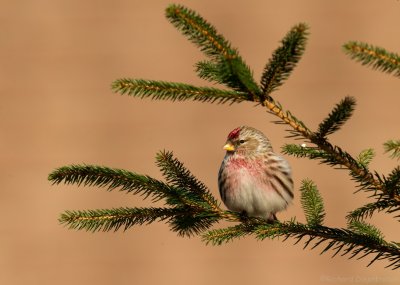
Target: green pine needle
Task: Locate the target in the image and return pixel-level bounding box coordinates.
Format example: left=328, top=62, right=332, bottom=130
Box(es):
left=48, top=164, right=204, bottom=209
left=356, top=148, right=375, bottom=169
left=170, top=208, right=220, bottom=237
left=195, top=60, right=223, bottom=83
left=195, top=59, right=257, bottom=98
left=282, top=144, right=331, bottom=161
left=300, top=179, right=325, bottom=226
left=165, top=4, right=261, bottom=99
left=214, top=58, right=261, bottom=97
left=383, top=166, right=400, bottom=199
left=111, top=78, right=247, bottom=104
left=348, top=220, right=385, bottom=244
left=317, top=96, right=356, bottom=137
left=202, top=223, right=253, bottom=245
left=215, top=219, right=400, bottom=268
left=282, top=143, right=382, bottom=197
left=165, top=4, right=237, bottom=61
left=347, top=200, right=400, bottom=221
left=254, top=221, right=399, bottom=268
left=155, top=150, right=220, bottom=210
left=261, top=23, right=308, bottom=96
left=59, top=206, right=220, bottom=235
left=48, top=164, right=175, bottom=202
left=343, top=41, right=400, bottom=77
left=59, top=207, right=179, bottom=232
left=384, top=140, right=400, bottom=160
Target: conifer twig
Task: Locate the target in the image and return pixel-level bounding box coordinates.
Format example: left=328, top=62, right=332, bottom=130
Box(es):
left=112, top=78, right=247, bottom=104
left=59, top=207, right=180, bottom=232
left=166, top=4, right=261, bottom=99
left=265, top=97, right=391, bottom=200
left=343, top=41, right=400, bottom=77
left=261, top=23, right=308, bottom=96
left=384, top=140, right=400, bottom=160
left=204, top=220, right=400, bottom=269
left=300, top=179, right=325, bottom=227
left=347, top=199, right=400, bottom=222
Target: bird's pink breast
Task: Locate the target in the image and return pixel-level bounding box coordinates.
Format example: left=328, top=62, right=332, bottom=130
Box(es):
left=226, top=157, right=264, bottom=174
left=221, top=155, right=288, bottom=218
left=224, top=157, right=265, bottom=189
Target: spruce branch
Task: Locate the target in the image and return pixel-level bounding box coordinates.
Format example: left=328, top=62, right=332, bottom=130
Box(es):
left=273, top=96, right=383, bottom=199
left=347, top=199, right=400, bottom=221
left=346, top=166, right=400, bottom=222
left=195, top=60, right=223, bottom=84
left=382, top=167, right=400, bottom=201
left=59, top=206, right=223, bottom=236
left=49, top=164, right=176, bottom=202
left=316, top=96, right=356, bottom=137
left=282, top=144, right=361, bottom=178
left=59, top=207, right=180, bottom=232
left=49, top=153, right=232, bottom=237
left=155, top=150, right=220, bottom=211
left=384, top=140, right=400, bottom=160
left=347, top=220, right=385, bottom=244
left=254, top=222, right=400, bottom=269
left=202, top=223, right=255, bottom=245
left=264, top=99, right=312, bottom=137
left=169, top=207, right=221, bottom=237
left=263, top=98, right=393, bottom=204
left=282, top=144, right=382, bottom=195
left=165, top=4, right=236, bottom=62
left=261, top=23, right=308, bottom=96
left=111, top=78, right=248, bottom=104
left=204, top=220, right=400, bottom=269
left=311, top=141, right=384, bottom=195
left=343, top=41, right=400, bottom=77
left=282, top=144, right=332, bottom=161
left=300, top=179, right=325, bottom=226
left=264, top=100, right=372, bottom=196
left=166, top=4, right=261, bottom=99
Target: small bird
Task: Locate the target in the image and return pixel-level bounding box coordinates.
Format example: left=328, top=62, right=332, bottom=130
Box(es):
left=218, top=126, right=294, bottom=222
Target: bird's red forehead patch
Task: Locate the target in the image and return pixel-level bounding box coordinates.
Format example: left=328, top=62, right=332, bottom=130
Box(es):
left=228, top=127, right=241, bottom=139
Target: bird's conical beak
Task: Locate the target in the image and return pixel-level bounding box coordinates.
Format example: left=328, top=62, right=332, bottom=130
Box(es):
left=223, top=143, right=235, bottom=152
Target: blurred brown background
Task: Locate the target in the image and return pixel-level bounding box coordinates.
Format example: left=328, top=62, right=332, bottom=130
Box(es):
left=1, top=0, right=400, bottom=284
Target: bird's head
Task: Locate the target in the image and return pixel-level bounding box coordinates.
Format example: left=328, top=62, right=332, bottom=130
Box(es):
left=223, top=126, right=273, bottom=156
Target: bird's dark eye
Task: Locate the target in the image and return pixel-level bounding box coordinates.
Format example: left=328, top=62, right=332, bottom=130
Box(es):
left=239, top=139, right=245, bottom=144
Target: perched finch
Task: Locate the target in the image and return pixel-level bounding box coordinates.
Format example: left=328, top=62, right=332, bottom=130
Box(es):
left=218, top=126, right=294, bottom=221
